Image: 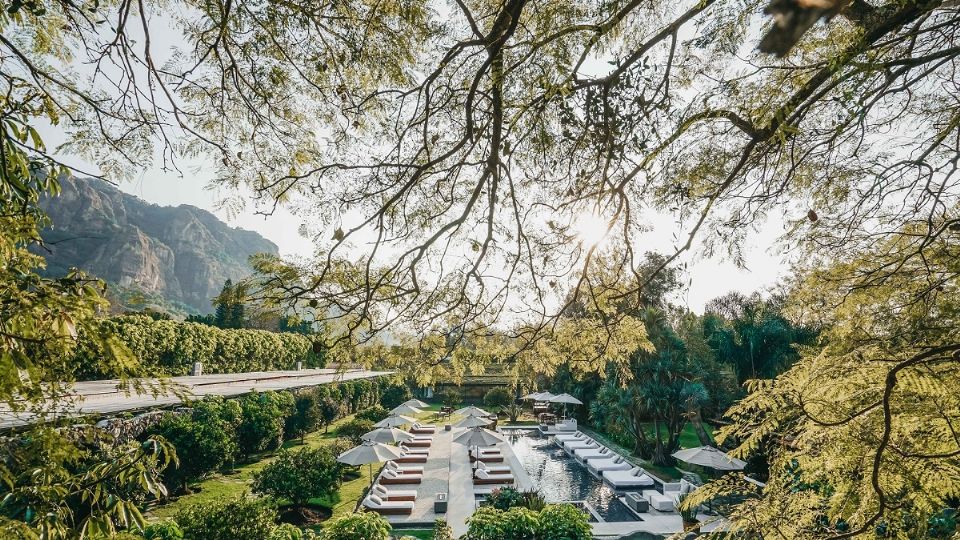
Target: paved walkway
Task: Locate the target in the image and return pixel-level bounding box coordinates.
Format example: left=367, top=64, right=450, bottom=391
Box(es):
left=383, top=426, right=452, bottom=526
left=0, top=369, right=392, bottom=428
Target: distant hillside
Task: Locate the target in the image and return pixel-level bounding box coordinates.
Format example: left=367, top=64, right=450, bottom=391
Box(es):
left=38, top=177, right=278, bottom=314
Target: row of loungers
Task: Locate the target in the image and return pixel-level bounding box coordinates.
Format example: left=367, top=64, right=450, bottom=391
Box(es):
left=554, top=432, right=656, bottom=488
left=363, top=433, right=436, bottom=516
left=470, top=445, right=515, bottom=496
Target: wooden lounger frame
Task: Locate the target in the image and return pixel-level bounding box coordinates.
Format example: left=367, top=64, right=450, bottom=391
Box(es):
left=380, top=475, right=423, bottom=485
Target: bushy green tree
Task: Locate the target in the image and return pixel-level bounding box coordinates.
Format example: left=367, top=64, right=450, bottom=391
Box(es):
left=483, top=387, right=513, bottom=412
left=174, top=496, right=281, bottom=540
left=336, top=419, right=374, bottom=444
left=379, top=383, right=412, bottom=409
left=354, top=405, right=388, bottom=423
left=436, top=388, right=461, bottom=408
left=150, top=409, right=237, bottom=492
left=286, top=390, right=322, bottom=442
left=537, top=505, right=591, bottom=540
left=236, top=391, right=294, bottom=459
left=251, top=447, right=344, bottom=507
left=318, top=397, right=343, bottom=433
left=143, top=521, right=184, bottom=540
left=321, top=512, right=391, bottom=540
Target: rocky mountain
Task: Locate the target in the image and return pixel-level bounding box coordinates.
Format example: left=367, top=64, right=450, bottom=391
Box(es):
left=39, top=177, right=278, bottom=314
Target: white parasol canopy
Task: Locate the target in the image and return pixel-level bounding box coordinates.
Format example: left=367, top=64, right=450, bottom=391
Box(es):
left=454, top=427, right=504, bottom=447
left=454, top=415, right=492, bottom=428
left=672, top=446, right=746, bottom=471
left=361, top=427, right=415, bottom=444
left=337, top=441, right=404, bottom=486
left=390, top=403, right=423, bottom=415
left=454, top=405, right=491, bottom=417
left=402, top=398, right=429, bottom=408
left=548, top=393, right=583, bottom=405
left=374, top=414, right=416, bottom=428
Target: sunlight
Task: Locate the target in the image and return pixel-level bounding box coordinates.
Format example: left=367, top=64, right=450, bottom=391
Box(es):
left=572, top=211, right=610, bottom=247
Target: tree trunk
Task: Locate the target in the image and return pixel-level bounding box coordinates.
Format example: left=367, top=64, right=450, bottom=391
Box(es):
left=687, top=403, right=715, bottom=447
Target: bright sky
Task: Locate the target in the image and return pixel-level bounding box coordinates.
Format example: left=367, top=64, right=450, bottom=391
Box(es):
left=39, top=5, right=791, bottom=315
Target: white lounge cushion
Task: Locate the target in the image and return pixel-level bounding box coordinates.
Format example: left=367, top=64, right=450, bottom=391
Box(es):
left=554, top=431, right=584, bottom=441
left=387, top=461, right=424, bottom=474
left=475, top=469, right=514, bottom=480
left=363, top=496, right=414, bottom=511
left=382, top=469, right=423, bottom=481
left=574, top=446, right=609, bottom=460
left=603, top=469, right=655, bottom=487
left=373, top=484, right=417, bottom=499
left=646, top=491, right=675, bottom=512
left=588, top=457, right=632, bottom=474
left=564, top=440, right=598, bottom=452
left=477, top=461, right=512, bottom=473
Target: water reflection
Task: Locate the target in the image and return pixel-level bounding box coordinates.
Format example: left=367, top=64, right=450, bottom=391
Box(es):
left=506, top=430, right=640, bottom=522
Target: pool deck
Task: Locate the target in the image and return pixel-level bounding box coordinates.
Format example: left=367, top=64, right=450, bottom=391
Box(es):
left=376, top=424, right=726, bottom=538
left=380, top=425, right=533, bottom=536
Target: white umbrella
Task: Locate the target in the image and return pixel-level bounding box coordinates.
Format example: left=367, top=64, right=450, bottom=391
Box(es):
left=535, top=392, right=554, bottom=401
left=521, top=392, right=546, bottom=400
left=548, top=393, right=582, bottom=417
left=548, top=393, right=583, bottom=405
left=455, top=405, right=491, bottom=417
left=402, top=398, right=429, bottom=408
left=454, top=427, right=504, bottom=447
left=454, top=415, right=492, bottom=428
left=672, top=446, right=746, bottom=471
left=390, top=403, right=423, bottom=415
left=374, top=414, right=416, bottom=428
left=337, top=441, right=403, bottom=486
left=362, top=427, right=415, bottom=444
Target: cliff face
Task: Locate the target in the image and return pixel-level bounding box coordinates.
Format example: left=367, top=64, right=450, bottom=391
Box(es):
left=39, top=177, right=278, bottom=314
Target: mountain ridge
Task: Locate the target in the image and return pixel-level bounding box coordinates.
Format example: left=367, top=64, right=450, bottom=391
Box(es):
left=38, top=177, right=278, bottom=315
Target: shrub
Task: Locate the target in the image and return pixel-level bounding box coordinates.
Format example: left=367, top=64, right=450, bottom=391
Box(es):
left=175, top=496, right=280, bottom=540
left=321, top=512, right=391, bottom=540
left=150, top=410, right=237, bottom=492
left=537, top=504, right=591, bottom=540
left=252, top=447, right=344, bottom=507
left=143, top=521, right=183, bottom=540
left=433, top=518, right=453, bottom=540
left=436, top=388, right=462, bottom=408
left=236, top=391, right=294, bottom=458
left=504, top=402, right=523, bottom=422
left=285, top=390, right=322, bottom=441
left=336, top=418, right=374, bottom=444
left=379, top=383, right=412, bottom=409
left=501, top=507, right=540, bottom=539
left=354, top=405, right=388, bottom=423
left=487, top=487, right=525, bottom=510
left=318, top=397, right=343, bottom=433
left=483, top=387, right=513, bottom=412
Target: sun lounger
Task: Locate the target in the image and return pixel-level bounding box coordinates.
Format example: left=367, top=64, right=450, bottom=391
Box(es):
left=603, top=467, right=655, bottom=488
left=474, top=469, right=515, bottom=484
left=399, top=444, right=430, bottom=455
left=411, top=422, right=436, bottom=434
left=396, top=453, right=428, bottom=463
left=386, top=461, right=424, bottom=475
left=574, top=446, right=610, bottom=462
left=564, top=439, right=598, bottom=453
left=380, top=469, right=422, bottom=484
left=406, top=438, right=432, bottom=447
left=475, top=461, right=512, bottom=474
left=372, top=484, right=417, bottom=501
left=554, top=431, right=585, bottom=442
left=363, top=494, right=414, bottom=515
left=588, top=456, right=632, bottom=475
left=561, top=437, right=594, bottom=451
left=469, top=447, right=504, bottom=462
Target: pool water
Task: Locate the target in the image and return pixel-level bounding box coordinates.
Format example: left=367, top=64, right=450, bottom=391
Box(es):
left=506, top=430, right=641, bottom=522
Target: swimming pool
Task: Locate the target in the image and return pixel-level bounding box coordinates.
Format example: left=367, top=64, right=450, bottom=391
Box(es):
left=505, top=430, right=641, bottom=522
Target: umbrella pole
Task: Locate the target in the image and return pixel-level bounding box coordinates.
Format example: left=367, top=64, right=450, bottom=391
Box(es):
left=369, top=463, right=374, bottom=488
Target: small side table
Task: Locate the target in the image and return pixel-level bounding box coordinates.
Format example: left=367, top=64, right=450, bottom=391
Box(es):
left=625, top=492, right=649, bottom=513
left=434, top=492, right=448, bottom=513
left=444, top=424, right=452, bottom=431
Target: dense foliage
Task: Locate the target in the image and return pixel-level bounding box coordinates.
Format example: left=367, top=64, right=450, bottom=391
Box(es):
left=151, top=399, right=240, bottom=491
left=251, top=447, right=345, bottom=507
left=73, top=316, right=317, bottom=378
left=0, top=427, right=173, bottom=538
left=319, top=512, right=391, bottom=540
left=335, top=419, right=375, bottom=445
left=465, top=504, right=590, bottom=540
left=483, top=388, right=513, bottom=412
left=173, top=496, right=293, bottom=540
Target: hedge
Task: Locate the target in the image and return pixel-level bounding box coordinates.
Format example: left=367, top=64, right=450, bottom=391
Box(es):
left=73, top=315, right=318, bottom=378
